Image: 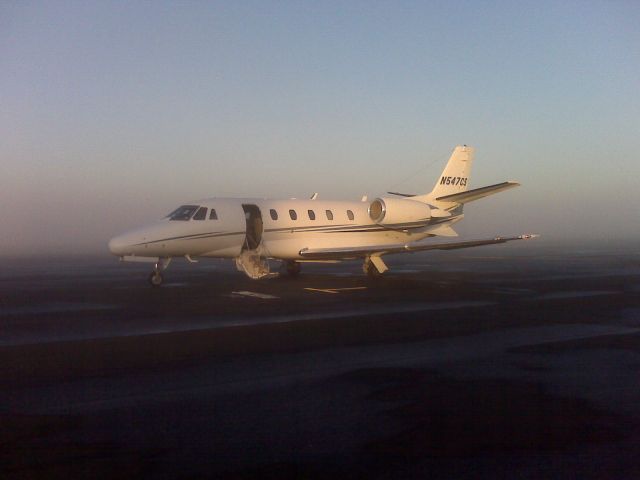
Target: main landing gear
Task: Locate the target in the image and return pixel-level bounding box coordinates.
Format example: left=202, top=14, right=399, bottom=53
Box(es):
left=280, top=260, right=301, bottom=277
left=363, top=256, right=388, bottom=278
left=148, top=258, right=171, bottom=287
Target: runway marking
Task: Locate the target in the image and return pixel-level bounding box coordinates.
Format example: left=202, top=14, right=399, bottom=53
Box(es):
left=490, top=287, right=535, bottom=295
left=535, top=290, right=619, bottom=300
left=231, top=291, right=279, bottom=299
left=304, top=287, right=367, bottom=294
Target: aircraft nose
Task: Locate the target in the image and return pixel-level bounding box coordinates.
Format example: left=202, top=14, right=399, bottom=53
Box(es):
left=108, top=234, right=130, bottom=256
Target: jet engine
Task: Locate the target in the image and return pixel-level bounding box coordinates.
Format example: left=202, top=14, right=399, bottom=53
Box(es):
left=368, top=197, right=433, bottom=226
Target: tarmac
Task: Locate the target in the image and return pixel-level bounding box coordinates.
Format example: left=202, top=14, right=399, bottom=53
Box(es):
left=1, top=243, right=639, bottom=478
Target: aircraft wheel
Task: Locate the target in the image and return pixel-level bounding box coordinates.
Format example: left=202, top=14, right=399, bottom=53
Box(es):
left=281, top=260, right=301, bottom=277
left=366, top=267, right=382, bottom=278
left=363, top=259, right=382, bottom=278
left=148, top=271, right=163, bottom=287
left=287, top=261, right=301, bottom=276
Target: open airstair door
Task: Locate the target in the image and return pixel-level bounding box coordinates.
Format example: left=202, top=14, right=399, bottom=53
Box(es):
left=242, top=204, right=263, bottom=251
left=237, top=204, right=269, bottom=279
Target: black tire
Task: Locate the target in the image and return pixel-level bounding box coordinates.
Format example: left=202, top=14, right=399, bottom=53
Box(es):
left=287, top=262, right=301, bottom=276
left=148, top=271, right=163, bottom=287
left=366, top=266, right=382, bottom=278
left=280, top=261, right=301, bottom=277
left=363, top=260, right=382, bottom=278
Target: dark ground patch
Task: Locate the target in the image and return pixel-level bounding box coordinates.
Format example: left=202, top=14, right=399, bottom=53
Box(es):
left=1, top=250, right=640, bottom=478
left=509, top=331, right=640, bottom=354
left=3, top=367, right=632, bottom=480
left=362, top=369, right=626, bottom=456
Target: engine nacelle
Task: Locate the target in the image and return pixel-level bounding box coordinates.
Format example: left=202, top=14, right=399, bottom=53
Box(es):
left=368, top=197, right=432, bottom=226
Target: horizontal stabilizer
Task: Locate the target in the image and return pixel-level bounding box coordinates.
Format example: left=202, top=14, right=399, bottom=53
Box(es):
left=435, top=181, right=520, bottom=204
left=387, top=191, right=417, bottom=197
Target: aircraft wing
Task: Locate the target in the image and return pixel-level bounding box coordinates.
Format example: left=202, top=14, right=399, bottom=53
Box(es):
left=435, top=181, right=520, bottom=204
left=299, top=234, right=538, bottom=260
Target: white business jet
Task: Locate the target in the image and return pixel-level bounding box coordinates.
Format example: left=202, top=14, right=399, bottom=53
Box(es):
left=109, top=146, right=536, bottom=286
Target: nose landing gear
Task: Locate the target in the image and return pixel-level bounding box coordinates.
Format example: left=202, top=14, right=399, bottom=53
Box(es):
left=148, top=270, right=163, bottom=286
left=148, top=258, right=171, bottom=287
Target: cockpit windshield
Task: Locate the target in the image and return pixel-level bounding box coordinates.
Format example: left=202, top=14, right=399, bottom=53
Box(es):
left=166, top=205, right=199, bottom=221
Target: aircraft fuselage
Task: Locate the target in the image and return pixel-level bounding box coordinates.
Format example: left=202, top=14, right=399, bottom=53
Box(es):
left=108, top=198, right=449, bottom=261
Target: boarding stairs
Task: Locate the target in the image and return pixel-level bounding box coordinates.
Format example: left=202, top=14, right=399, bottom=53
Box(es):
left=235, top=247, right=270, bottom=279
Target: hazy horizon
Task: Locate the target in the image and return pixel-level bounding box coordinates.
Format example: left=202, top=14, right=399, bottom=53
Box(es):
left=2, top=2, right=639, bottom=255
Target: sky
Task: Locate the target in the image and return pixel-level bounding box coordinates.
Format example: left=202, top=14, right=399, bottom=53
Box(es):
left=1, top=1, right=639, bottom=254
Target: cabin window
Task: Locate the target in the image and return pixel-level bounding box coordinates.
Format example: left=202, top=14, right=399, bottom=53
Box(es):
left=270, top=209, right=278, bottom=221
left=326, top=210, right=333, bottom=220
left=289, top=209, right=297, bottom=220
left=209, top=209, right=218, bottom=220
left=167, top=205, right=198, bottom=221
left=347, top=210, right=354, bottom=221
left=308, top=210, right=316, bottom=220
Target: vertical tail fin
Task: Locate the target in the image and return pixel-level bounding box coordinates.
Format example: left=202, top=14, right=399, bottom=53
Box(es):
left=413, top=145, right=474, bottom=204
